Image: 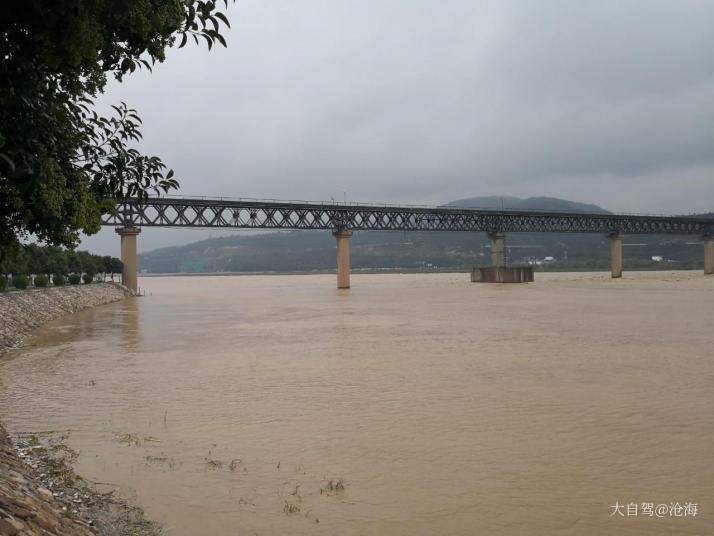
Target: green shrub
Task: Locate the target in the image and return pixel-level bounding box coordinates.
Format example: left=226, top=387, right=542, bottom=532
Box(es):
left=12, top=275, right=29, bottom=290
left=69, top=274, right=81, bottom=285
left=0, top=275, right=7, bottom=291
left=34, top=274, right=48, bottom=288
left=82, top=273, right=94, bottom=284
left=53, top=274, right=66, bottom=286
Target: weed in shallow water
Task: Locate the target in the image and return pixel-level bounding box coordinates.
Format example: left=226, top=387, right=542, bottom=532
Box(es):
left=114, top=432, right=142, bottom=446
left=145, top=455, right=176, bottom=470
left=228, top=458, right=242, bottom=471
left=283, top=500, right=301, bottom=515
left=205, top=457, right=223, bottom=470
left=320, top=478, right=346, bottom=495
left=113, top=432, right=160, bottom=447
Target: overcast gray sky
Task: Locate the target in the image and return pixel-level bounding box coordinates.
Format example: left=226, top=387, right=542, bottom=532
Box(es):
left=80, top=0, right=714, bottom=255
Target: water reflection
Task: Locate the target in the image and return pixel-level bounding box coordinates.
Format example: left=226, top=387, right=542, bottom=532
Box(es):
left=118, top=297, right=140, bottom=353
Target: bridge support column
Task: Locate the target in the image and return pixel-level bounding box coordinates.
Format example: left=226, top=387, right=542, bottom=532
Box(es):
left=488, top=232, right=506, bottom=267
left=116, top=227, right=141, bottom=292
left=333, top=229, right=353, bottom=289
left=609, top=233, right=623, bottom=279
left=704, top=236, right=714, bottom=275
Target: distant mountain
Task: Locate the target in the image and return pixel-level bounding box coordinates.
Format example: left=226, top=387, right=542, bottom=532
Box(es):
left=445, top=195, right=523, bottom=209
left=445, top=196, right=610, bottom=213
left=137, top=197, right=704, bottom=273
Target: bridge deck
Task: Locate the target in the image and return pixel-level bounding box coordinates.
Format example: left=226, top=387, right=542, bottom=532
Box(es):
left=102, top=197, right=714, bottom=235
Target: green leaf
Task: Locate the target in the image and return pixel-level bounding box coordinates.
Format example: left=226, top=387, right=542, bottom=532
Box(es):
left=215, top=12, right=231, bottom=28
left=0, top=153, right=16, bottom=173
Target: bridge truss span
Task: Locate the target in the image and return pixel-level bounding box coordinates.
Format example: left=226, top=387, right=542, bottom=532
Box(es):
left=104, top=197, right=714, bottom=290
left=102, top=197, right=713, bottom=236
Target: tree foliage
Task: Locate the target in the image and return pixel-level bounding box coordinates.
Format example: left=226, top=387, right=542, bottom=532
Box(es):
left=11, top=275, right=29, bottom=290
left=0, top=1, right=232, bottom=258
left=0, top=244, right=122, bottom=279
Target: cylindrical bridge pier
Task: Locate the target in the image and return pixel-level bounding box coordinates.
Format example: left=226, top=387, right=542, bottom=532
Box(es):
left=609, top=233, right=624, bottom=278
left=488, top=232, right=506, bottom=267
left=705, top=236, right=714, bottom=275
left=333, top=228, right=353, bottom=289
left=116, top=226, right=141, bottom=292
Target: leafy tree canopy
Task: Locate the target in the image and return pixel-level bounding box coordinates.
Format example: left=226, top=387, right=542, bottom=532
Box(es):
left=0, top=243, right=122, bottom=278
left=0, top=0, right=232, bottom=258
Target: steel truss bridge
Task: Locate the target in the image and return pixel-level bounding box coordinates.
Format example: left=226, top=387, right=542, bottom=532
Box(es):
left=102, top=197, right=714, bottom=236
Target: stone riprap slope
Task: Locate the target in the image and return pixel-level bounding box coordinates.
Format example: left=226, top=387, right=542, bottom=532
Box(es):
left=0, top=283, right=132, bottom=352
left=0, top=426, right=94, bottom=536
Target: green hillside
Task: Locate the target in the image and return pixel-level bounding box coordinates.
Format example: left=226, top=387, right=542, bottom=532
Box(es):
left=446, top=196, right=609, bottom=213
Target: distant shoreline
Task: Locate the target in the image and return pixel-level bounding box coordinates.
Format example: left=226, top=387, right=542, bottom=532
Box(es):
left=138, top=268, right=468, bottom=277
left=137, top=266, right=705, bottom=277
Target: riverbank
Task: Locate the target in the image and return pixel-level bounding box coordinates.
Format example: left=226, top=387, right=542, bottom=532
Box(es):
left=0, top=283, right=133, bottom=353
left=0, top=424, right=93, bottom=535
left=0, top=283, right=161, bottom=535
left=0, top=425, right=161, bottom=536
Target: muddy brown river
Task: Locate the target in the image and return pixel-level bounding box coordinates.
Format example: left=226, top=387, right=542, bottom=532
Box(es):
left=1, top=272, right=712, bottom=535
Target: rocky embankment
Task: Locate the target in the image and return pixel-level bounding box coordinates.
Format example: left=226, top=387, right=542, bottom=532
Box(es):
left=0, top=426, right=160, bottom=536
left=0, top=426, right=93, bottom=536
left=0, top=283, right=132, bottom=353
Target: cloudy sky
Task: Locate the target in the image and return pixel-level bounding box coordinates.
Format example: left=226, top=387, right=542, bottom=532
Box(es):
left=81, top=0, right=714, bottom=255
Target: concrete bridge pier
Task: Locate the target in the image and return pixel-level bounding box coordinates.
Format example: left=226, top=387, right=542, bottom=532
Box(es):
left=704, top=236, right=714, bottom=275
left=333, top=228, right=353, bottom=289
left=116, top=227, right=141, bottom=292
left=488, top=232, right=506, bottom=267
left=609, top=232, right=623, bottom=278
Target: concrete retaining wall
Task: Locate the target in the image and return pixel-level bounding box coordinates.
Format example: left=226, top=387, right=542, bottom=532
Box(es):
left=0, top=283, right=132, bottom=353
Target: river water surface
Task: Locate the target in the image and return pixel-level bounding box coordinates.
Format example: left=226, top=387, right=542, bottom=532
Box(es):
left=1, top=272, right=713, bottom=535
